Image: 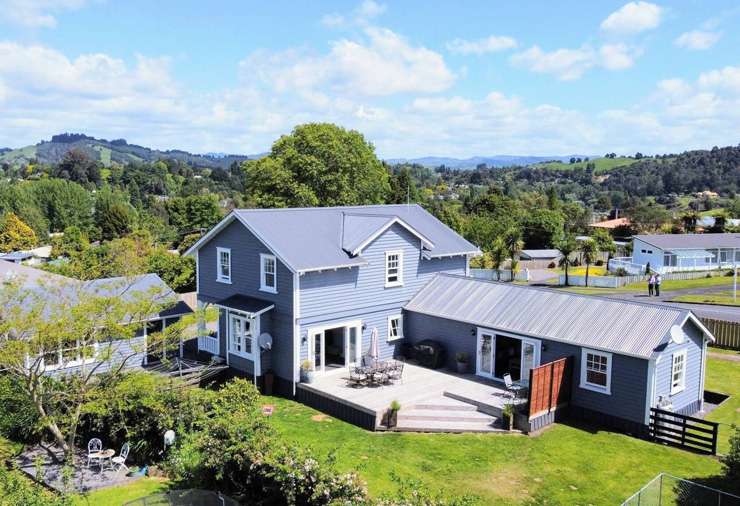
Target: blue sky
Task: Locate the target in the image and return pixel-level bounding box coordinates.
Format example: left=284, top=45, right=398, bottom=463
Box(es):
left=0, top=1, right=739, bottom=158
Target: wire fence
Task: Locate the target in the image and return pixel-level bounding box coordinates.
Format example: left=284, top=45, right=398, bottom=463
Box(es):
left=123, top=489, right=240, bottom=506
left=622, top=473, right=740, bottom=506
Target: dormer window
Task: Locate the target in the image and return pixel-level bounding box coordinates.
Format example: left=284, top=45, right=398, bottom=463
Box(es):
left=260, top=253, right=277, bottom=293
left=217, top=247, right=231, bottom=283
left=385, top=250, right=403, bottom=287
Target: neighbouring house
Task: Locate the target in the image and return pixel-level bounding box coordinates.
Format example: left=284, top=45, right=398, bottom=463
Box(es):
left=0, top=260, right=192, bottom=374
left=0, top=245, right=52, bottom=265
left=614, top=233, right=740, bottom=274
left=519, top=249, right=561, bottom=269
left=187, top=204, right=715, bottom=436
left=589, top=217, right=633, bottom=240
left=404, top=274, right=713, bottom=433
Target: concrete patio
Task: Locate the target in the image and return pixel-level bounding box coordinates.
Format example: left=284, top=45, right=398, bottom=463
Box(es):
left=297, top=363, right=527, bottom=432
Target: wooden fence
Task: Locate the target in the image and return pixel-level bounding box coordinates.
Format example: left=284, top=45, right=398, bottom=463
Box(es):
left=700, top=317, right=740, bottom=350
left=649, top=407, right=719, bottom=455
left=528, top=356, right=573, bottom=419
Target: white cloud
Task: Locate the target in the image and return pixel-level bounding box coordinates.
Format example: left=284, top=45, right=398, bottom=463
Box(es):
left=446, top=35, right=517, bottom=55
left=241, top=27, right=455, bottom=96
left=600, top=2, right=663, bottom=35
left=322, top=0, right=386, bottom=27
left=674, top=30, right=722, bottom=50
left=0, top=0, right=87, bottom=28
left=697, top=66, right=740, bottom=94
left=511, top=44, right=639, bottom=80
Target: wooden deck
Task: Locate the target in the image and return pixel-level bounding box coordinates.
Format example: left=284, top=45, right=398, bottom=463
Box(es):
left=297, top=363, right=526, bottom=430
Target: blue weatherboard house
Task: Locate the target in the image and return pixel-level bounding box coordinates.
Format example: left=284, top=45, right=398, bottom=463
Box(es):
left=186, top=204, right=714, bottom=434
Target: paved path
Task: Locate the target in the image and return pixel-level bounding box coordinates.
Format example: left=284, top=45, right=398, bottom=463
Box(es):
left=708, top=351, right=740, bottom=362
left=601, top=291, right=740, bottom=322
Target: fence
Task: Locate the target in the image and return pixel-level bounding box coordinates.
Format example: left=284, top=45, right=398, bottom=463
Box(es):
left=470, top=268, right=528, bottom=282
left=528, top=357, right=572, bottom=419
left=622, top=473, right=740, bottom=506
left=649, top=407, right=719, bottom=455
left=701, top=317, right=740, bottom=350
left=124, top=489, right=239, bottom=506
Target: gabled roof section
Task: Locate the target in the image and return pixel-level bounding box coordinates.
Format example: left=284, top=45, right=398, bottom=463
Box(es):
left=405, top=274, right=701, bottom=359
left=188, top=205, right=480, bottom=273
left=634, top=233, right=740, bottom=250
left=341, top=212, right=434, bottom=256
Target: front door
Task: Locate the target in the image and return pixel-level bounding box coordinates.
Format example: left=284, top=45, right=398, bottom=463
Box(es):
left=476, top=330, right=495, bottom=378
left=309, top=321, right=363, bottom=374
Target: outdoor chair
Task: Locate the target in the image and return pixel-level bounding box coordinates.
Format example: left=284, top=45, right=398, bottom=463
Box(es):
left=503, top=373, right=526, bottom=401
left=347, top=366, right=368, bottom=387
left=387, top=360, right=404, bottom=382
left=112, top=442, right=130, bottom=473
left=86, top=438, right=103, bottom=469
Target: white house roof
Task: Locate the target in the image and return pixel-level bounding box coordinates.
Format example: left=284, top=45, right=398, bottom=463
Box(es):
left=520, top=249, right=561, bottom=260
left=405, top=274, right=711, bottom=359
left=635, top=233, right=740, bottom=250
left=187, top=205, right=479, bottom=273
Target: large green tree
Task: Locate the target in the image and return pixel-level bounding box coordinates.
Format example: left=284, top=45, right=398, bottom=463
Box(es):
left=243, top=123, right=391, bottom=207
left=94, top=188, right=136, bottom=240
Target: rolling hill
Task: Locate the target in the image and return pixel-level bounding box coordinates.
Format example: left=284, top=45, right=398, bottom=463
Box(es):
left=0, top=133, right=254, bottom=169
left=385, top=154, right=589, bottom=169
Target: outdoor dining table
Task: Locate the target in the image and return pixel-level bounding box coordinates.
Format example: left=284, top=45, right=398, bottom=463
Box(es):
left=89, top=449, right=115, bottom=471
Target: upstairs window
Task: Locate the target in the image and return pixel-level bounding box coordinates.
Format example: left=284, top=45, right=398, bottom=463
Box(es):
left=385, top=250, right=403, bottom=287
left=260, top=253, right=277, bottom=293
left=387, top=315, right=403, bottom=341
left=42, top=341, right=99, bottom=370
left=671, top=349, right=687, bottom=395
left=217, top=247, right=231, bottom=283
left=580, top=348, right=611, bottom=394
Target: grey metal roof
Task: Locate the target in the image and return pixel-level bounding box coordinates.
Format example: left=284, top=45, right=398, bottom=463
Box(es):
left=635, top=233, right=740, bottom=250
left=0, top=251, right=34, bottom=261
left=214, top=294, right=275, bottom=315
left=232, top=204, right=479, bottom=272
left=520, top=249, right=561, bottom=260
left=405, top=274, right=691, bottom=359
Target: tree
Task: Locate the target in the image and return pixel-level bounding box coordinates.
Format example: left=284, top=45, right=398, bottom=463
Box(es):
left=52, top=149, right=101, bottom=186
left=166, top=194, right=222, bottom=237
left=722, top=424, right=740, bottom=482
left=503, top=227, right=523, bottom=281
left=50, top=226, right=89, bottom=259
left=522, top=208, right=565, bottom=249
left=556, top=234, right=577, bottom=286
left=94, top=188, right=136, bottom=240
left=0, top=275, right=197, bottom=460
left=591, top=228, right=616, bottom=267
left=490, top=237, right=507, bottom=281
left=579, top=239, right=598, bottom=287
left=0, top=212, right=37, bottom=252
left=147, top=249, right=196, bottom=292
left=710, top=210, right=729, bottom=233
left=243, top=123, right=391, bottom=207
left=388, top=166, right=420, bottom=204
left=681, top=211, right=699, bottom=233
left=28, top=179, right=94, bottom=234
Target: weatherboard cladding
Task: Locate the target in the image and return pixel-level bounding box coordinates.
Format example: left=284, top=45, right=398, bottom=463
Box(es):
left=635, top=233, right=740, bottom=250
left=233, top=204, right=478, bottom=272
left=654, top=319, right=704, bottom=414
left=405, top=274, right=688, bottom=359
left=197, top=219, right=294, bottom=380
left=340, top=213, right=395, bottom=254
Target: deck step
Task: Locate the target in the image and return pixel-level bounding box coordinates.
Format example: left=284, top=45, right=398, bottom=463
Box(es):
left=410, top=397, right=478, bottom=412
left=443, top=391, right=506, bottom=418
left=397, top=408, right=494, bottom=423
left=393, top=418, right=503, bottom=433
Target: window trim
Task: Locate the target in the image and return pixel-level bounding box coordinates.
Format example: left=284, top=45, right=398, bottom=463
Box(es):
left=670, top=348, right=687, bottom=395
left=384, top=250, right=404, bottom=288
left=42, top=341, right=99, bottom=371
left=260, top=253, right=278, bottom=293
left=216, top=247, right=232, bottom=284
left=580, top=348, right=612, bottom=395
left=387, top=314, right=403, bottom=342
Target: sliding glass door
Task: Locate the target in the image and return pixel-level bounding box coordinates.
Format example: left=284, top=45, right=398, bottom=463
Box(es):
left=476, top=328, right=540, bottom=384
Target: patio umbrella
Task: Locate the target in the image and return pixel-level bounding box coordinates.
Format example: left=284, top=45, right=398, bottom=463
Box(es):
left=368, top=327, right=379, bottom=360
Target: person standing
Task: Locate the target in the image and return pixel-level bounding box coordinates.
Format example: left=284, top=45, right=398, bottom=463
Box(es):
left=648, top=273, right=655, bottom=296
left=655, top=273, right=662, bottom=296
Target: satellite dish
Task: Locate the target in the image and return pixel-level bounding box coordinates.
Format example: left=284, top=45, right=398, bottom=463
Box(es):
left=259, top=332, right=273, bottom=351
left=670, top=325, right=686, bottom=344
left=164, top=429, right=176, bottom=448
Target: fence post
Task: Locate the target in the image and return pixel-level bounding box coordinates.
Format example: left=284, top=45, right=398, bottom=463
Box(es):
left=658, top=473, right=663, bottom=506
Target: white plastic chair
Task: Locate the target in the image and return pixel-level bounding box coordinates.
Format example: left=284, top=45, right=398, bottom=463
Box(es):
left=86, top=438, right=102, bottom=469
left=112, top=442, right=130, bottom=473
left=503, top=373, right=526, bottom=400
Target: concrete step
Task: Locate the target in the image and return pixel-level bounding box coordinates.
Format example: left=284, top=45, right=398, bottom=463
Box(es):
left=393, top=418, right=503, bottom=433
left=443, top=391, right=505, bottom=418
left=397, top=408, right=494, bottom=423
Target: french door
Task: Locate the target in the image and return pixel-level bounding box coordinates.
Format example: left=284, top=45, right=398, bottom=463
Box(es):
left=476, top=330, right=495, bottom=378
left=308, top=321, right=362, bottom=374
left=476, top=328, right=540, bottom=385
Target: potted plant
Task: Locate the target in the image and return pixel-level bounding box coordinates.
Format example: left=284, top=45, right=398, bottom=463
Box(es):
left=387, top=400, right=401, bottom=429
left=502, top=403, right=514, bottom=431
left=455, top=352, right=469, bottom=374
left=300, top=360, right=314, bottom=384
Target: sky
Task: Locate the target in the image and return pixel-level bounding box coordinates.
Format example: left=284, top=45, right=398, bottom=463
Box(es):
left=0, top=0, right=739, bottom=158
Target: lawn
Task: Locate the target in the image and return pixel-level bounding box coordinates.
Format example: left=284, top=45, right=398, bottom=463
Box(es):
left=72, top=477, right=170, bottom=506
left=703, top=355, right=740, bottom=454
left=561, top=273, right=734, bottom=295
left=671, top=290, right=740, bottom=306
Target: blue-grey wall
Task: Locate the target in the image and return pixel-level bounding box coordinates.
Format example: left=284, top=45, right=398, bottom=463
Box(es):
left=404, top=311, right=650, bottom=424
left=653, top=319, right=705, bottom=414
left=48, top=336, right=147, bottom=376
left=197, top=219, right=294, bottom=380
left=298, top=223, right=466, bottom=362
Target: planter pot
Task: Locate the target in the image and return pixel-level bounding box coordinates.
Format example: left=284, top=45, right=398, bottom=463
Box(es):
left=456, top=361, right=469, bottom=374
left=386, top=409, right=398, bottom=428
left=501, top=415, right=512, bottom=431
left=301, top=370, right=314, bottom=384
left=263, top=370, right=274, bottom=395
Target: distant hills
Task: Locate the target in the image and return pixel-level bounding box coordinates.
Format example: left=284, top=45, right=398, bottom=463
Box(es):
left=0, top=133, right=256, bottom=169
left=385, top=155, right=589, bottom=169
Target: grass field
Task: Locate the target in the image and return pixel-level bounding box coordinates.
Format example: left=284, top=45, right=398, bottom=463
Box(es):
left=562, top=274, right=734, bottom=295
left=5, top=355, right=734, bottom=505
left=530, top=156, right=637, bottom=173
left=671, top=290, right=740, bottom=306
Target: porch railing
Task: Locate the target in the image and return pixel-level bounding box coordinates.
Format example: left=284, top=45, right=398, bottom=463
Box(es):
left=197, top=335, right=219, bottom=355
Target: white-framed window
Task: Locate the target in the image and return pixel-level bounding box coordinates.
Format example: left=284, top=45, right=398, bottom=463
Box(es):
left=387, top=314, right=403, bottom=341
left=385, top=250, right=403, bottom=287
left=671, top=349, right=687, bottom=395
left=580, top=348, right=611, bottom=394
left=42, top=341, right=99, bottom=370
left=229, top=314, right=253, bottom=358
left=260, top=253, right=277, bottom=293
left=216, top=247, right=231, bottom=283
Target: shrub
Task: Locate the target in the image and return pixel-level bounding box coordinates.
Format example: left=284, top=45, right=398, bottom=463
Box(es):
left=0, top=376, right=41, bottom=443
left=722, top=424, right=740, bottom=481
left=455, top=352, right=469, bottom=363
left=547, top=261, right=556, bottom=269
left=595, top=259, right=604, bottom=266
left=614, top=267, right=628, bottom=277
left=0, top=467, right=69, bottom=506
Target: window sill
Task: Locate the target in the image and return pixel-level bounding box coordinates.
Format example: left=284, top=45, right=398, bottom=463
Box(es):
left=259, top=286, right=278, bottom=294
left=579, top=382, right=611, bottom=395
left=385, top=282, right=404, bottom=289
left=216, top=278, right=232, bottom=284
left=670, top=386, right=685, bottom=396
left=387, top=336, right=404, bottom=342
left=228, top=350, right=254, bottom=361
